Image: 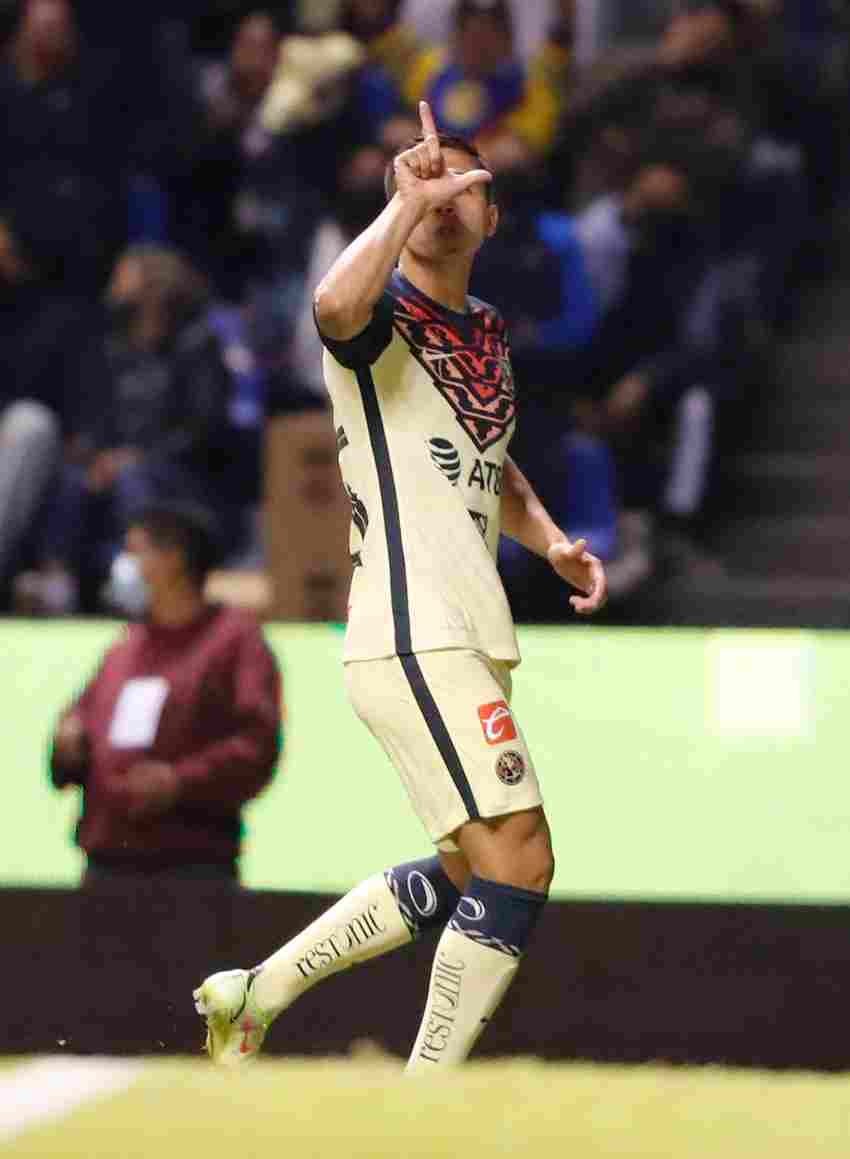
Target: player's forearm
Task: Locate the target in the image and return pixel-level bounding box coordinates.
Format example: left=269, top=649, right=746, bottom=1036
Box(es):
left=314, top=193, right=425, bottom=340
left=500, top=455, right=569, bottom=559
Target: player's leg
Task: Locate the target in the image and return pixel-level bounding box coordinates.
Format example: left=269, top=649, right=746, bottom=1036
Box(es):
left=388, top=649, right=549, bottom=1072
left=193, top=851, right=466, bottom=1064
left=452, top=806, right=553, bottom=892
left=437, top=847, right=472, bottom=893
left=194, top=648, right=539, bottom=1067
left=407, top=807, right=551, bottom=1071
left=193, top=656, right=467, bottom=1065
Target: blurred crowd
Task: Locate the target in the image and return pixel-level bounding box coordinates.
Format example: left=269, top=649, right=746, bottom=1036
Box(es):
left=0, top=0, right=845, bottom=617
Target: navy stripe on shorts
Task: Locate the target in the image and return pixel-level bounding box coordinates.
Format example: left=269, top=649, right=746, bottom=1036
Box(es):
left=356, top=366, right=480, bottom=822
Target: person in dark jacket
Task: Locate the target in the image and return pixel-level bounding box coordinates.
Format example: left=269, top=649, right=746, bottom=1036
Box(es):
left=0, top=0, right=129, bottom=292
left=0, top=0, right=130, bottom=597
left=17, top=245, right=234, bottom=614
left=50, top=501, right=282, bottom=885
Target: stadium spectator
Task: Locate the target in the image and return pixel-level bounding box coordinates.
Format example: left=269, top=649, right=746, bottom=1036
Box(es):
left=404, top=0, right=559, bottom=172
left=0, top=0, right=841, bottom=619
left=531, top=0, right=576, bottom=120
left=0, top=258, right=84, bottom=598
left=258, top=29, right=398, bottom=157
left=49, top=502, right=282, bottom=885
left=0, top=0, right=129, bottom=290
left=471, top=171, right=599, bottom=369
left=567, top=0, right=826, bottom=215
left=657, top=0, right=823, bottom=167
left=181, top=10, right=283, bottom=298
left=340, top=0, right=422, bottom=92
left=16, top=246, right=233, bottom=614
left=572, top=149, right=741, bottom=582
left=0, top=0, right=134, bottom=598
left=549, top=0, right=828, bottom=588
left=290, top=145, right=389, bottom=399
left=201, top=9, right=281, bottom=137
left=470, top=166, right=617, bottom=615
left=338, top=0, right=431, bottom=154
left=188, top=14, right=396, bottom=367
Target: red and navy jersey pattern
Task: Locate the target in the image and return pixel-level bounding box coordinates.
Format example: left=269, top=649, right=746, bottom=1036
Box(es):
left=390, top=273, right=516, bottom=454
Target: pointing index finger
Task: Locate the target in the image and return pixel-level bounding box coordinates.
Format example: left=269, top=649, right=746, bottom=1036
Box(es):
left=419, top=100, right=438, bottom=140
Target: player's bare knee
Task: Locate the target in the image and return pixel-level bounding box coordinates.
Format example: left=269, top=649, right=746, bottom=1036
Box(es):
left=481, top=848, right=552, bottom=894
left=509, top=809, right=554, bottom=892
left=517, top=835, right=554, bottom=894
left=459, top=809, right=554, bottom=894
left=438, top=849, right=470, bottom=893
left=535, top=850, right=555, bottom=894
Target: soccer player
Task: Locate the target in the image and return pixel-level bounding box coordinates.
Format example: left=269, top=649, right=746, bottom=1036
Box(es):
left=194, top=101, right=607, bottom=1070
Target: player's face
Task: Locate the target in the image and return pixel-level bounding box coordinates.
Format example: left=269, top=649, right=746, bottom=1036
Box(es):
left=405, top=147, right=498, bottom=264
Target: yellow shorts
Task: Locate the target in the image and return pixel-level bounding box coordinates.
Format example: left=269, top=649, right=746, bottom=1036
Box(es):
left=345, top=649, right=543, bottom=851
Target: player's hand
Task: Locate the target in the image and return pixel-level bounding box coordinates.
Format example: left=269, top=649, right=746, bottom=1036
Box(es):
left=392, top=101, right=491, bottom=211
left=548, top=539, right=608, bottom=616
left=125, top=760, right=180, bottom=822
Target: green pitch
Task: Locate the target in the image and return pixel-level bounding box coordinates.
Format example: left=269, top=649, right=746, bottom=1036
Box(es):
left=3, top=1057, right=849, bottom=1158
left=3, top=620, right=849, bottom=902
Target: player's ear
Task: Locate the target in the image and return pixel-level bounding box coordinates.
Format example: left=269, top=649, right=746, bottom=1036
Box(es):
left=486, top=202, right=499, bottom=238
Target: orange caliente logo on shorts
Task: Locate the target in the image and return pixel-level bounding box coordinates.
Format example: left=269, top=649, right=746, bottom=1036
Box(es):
left=477, top=701, right=517, bottom=745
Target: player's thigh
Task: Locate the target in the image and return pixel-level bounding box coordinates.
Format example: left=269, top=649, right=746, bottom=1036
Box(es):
left=344, top=654, right=470, bottom=843
left=344, top=650, right=542, bottom=845
left=412, top=649, right=543, bottom=828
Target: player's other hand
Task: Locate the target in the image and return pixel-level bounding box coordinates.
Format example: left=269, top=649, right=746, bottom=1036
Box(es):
left=393, top=101, right=492, bottom=211
left=548, top=539, right=608, bottom=616
left=125, top=760, right=180, bottom=822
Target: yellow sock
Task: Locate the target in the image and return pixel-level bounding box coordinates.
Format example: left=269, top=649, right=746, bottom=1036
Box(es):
left=406, top=926, right=519, bottom=1071
left=252, top=873, right=412, bottom=1018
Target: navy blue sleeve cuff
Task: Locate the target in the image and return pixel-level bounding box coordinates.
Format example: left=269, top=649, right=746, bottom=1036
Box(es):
left=313, top=292, right=394, bottom=370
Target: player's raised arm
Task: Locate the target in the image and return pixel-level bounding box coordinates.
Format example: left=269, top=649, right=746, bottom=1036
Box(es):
left=501, top=455, right=607, bottom=615
left=313, top=101, right=491, bottom=341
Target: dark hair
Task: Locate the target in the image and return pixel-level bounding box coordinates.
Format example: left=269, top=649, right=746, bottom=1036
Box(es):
left=682, top=0, right=755, bottom=34
left=636, top=135, right=704, bottom=181
left=455, top=0, right=513, bottom=37
left=341, top=0, right=403, bottom=39
left=384, top=133, right=495, bottom=204
left=236, top=9, right=285, bottom=38
left=635, top=132, right=739, bottom=215
left=120, top=244, right=211, bottom=318
left=129, top=501, right=224, bottom=586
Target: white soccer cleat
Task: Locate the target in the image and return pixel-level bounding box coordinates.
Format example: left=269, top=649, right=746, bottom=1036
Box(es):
left=193, top=968, right=269, bottom=1066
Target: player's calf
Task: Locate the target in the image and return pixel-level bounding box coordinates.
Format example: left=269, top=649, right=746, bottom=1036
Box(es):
left=406, top=810, right=552, bottom=1073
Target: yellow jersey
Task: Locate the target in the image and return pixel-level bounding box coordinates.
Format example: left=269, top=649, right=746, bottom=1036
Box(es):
left=318, top=270, right=521, bottom=666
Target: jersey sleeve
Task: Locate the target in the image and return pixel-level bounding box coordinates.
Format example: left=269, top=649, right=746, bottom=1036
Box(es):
left=314, top=291, right=394, bottom=370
